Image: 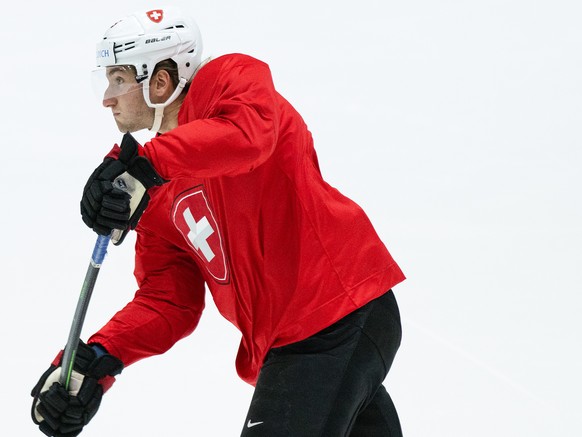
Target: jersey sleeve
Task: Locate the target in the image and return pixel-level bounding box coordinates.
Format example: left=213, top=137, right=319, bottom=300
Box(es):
left=142, top=55, right=280, bottom=179
left=88, top=227, right=206, bottom=367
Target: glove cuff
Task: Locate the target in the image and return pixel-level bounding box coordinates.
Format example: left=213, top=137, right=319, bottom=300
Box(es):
left=72, top=341, right=124, bottom=379
left=89, top=354, right=124, bottom=379
left=117, top=133, right=165, bottom=188
left=128, top=156, right=166, bottom=189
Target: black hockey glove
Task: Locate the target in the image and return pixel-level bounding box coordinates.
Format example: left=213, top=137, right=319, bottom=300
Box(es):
left=31, top=341, right=123, bottom=437
left=80, top=133, right=166, bottom=244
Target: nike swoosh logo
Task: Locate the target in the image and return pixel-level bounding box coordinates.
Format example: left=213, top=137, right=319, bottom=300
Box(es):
left=247, top=419, right=264, bottom=428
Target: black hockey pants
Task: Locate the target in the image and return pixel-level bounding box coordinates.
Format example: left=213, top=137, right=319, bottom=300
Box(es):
left=241, top=290, right=403, bottom=436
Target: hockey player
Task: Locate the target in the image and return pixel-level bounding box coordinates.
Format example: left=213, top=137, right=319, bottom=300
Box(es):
left=31, top=7, right=406, bottom=436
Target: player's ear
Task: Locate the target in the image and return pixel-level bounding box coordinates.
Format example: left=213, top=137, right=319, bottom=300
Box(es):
left=150, top=69, right=173, bottom=101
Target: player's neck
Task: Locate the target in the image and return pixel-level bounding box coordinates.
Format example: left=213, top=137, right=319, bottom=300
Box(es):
left=158, top=98, right=184, bottom=133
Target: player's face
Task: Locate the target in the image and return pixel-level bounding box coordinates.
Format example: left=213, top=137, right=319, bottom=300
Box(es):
left=102, top=66, right=154, bottom=133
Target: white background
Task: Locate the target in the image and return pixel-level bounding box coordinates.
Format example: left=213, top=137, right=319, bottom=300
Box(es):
left=1, top=1, right=581, bottom=436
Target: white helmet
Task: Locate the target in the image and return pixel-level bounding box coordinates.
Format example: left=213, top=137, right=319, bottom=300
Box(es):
left=94, top=8, right=203, bottom=131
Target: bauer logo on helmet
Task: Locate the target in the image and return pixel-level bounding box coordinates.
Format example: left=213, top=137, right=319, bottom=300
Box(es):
left=145, top=36, right=171, bottom=44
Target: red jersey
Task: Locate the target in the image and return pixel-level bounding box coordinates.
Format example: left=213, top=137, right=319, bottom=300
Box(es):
left=89, top=54, right=405, bottom=385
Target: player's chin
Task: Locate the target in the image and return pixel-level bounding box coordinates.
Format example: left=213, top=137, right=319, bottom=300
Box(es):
left=113, top=119, right=134, bottom=133
left=112, top=118, right=125, bottom=132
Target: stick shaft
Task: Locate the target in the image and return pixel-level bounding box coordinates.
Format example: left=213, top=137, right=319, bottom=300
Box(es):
left=59, top=234, right=110, bottom=389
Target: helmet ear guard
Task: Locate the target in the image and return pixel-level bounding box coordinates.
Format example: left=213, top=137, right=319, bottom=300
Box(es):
left=94, top=7, right=203, bottom=131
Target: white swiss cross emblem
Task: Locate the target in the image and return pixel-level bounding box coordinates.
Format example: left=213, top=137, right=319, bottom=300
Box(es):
left=146, top=9, right=164, bottom=23
left=172, top=186, right=229, bottom=283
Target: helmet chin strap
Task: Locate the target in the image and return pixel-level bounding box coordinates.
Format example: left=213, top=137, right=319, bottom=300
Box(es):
left=150, top=105, right=165, bottom=133
left=144, top=77, right=188, bottom=132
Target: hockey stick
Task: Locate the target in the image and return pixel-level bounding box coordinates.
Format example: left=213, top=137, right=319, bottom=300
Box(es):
left=58, top=171, right=135, bottom=389
left=59, top=234, right=111, bottom=390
